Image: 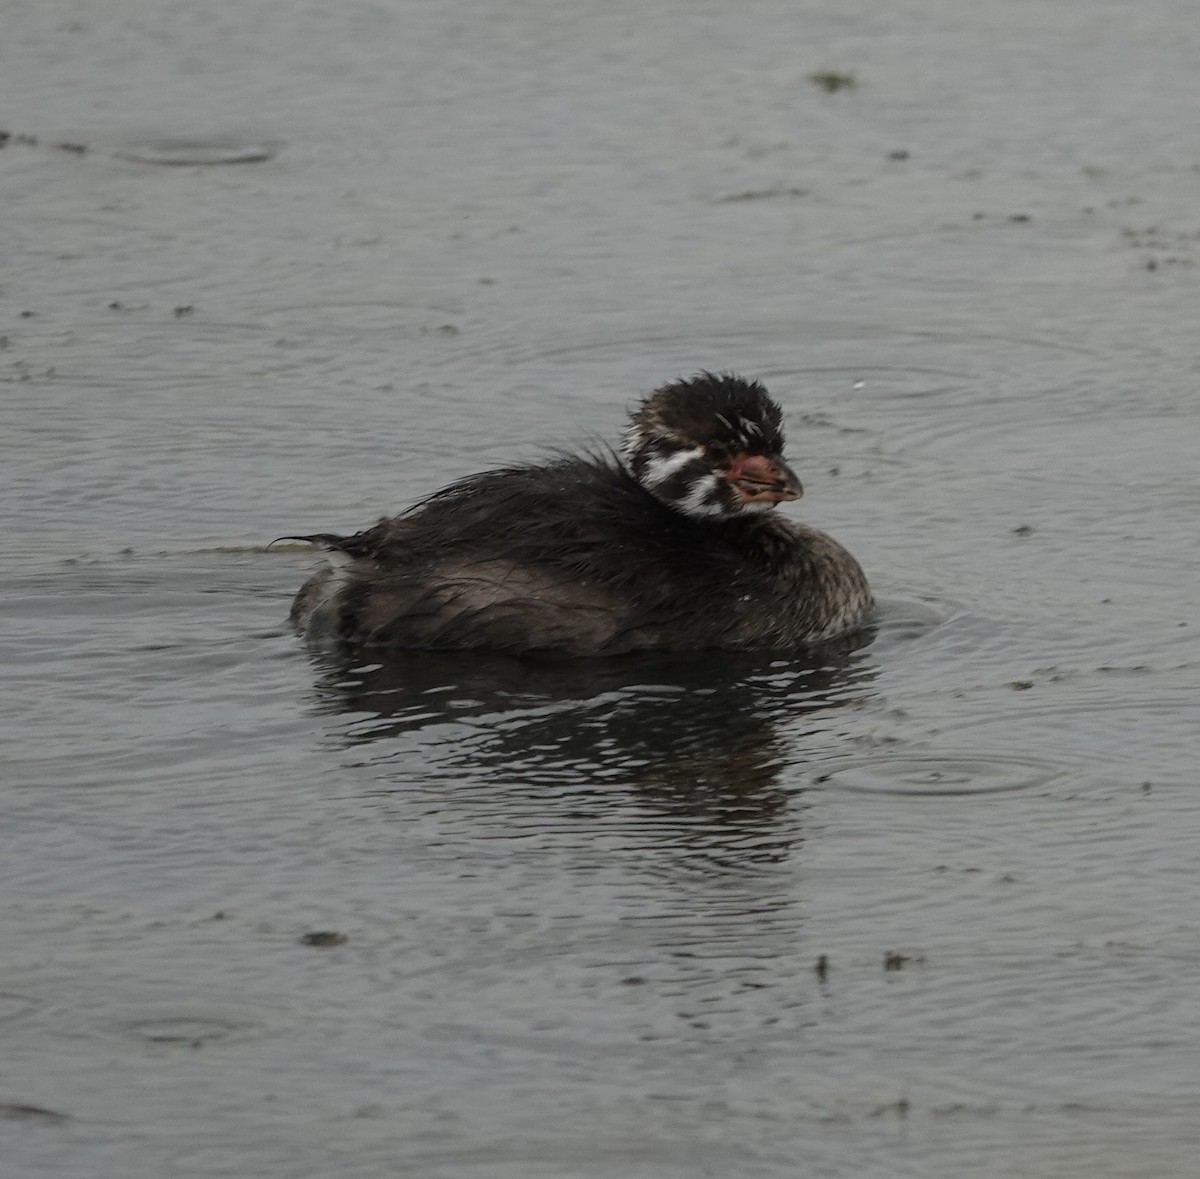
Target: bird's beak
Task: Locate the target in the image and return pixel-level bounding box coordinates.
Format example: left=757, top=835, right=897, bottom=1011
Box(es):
left=725, top=453, right=803, bottom=505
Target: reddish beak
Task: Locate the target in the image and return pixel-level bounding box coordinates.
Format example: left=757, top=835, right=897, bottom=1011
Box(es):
left=725, top=453, right=803, bottom=504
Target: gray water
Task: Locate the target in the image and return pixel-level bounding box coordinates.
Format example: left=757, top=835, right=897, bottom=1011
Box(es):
left=4, top=2, right=1200, bottom=1176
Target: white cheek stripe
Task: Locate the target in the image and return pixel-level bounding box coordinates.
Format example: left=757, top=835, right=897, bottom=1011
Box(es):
left=642, top=445, right=705, bottom=488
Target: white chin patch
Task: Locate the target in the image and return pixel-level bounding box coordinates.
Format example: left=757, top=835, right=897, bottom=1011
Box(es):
left=677, top=473, right=727, bottom=517
left=737, top=496, right=778, bottom=514
left=642, top=445, right=705, bottom=489
left=679, top=482, right=780, bottom=518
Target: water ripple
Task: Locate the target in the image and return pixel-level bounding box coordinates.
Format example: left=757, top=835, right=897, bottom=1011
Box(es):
left=113, top=137, right=280, bottom=166
left=813, top=751, right=1063, bottom=797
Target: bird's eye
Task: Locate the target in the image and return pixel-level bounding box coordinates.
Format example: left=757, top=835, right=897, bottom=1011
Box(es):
left=707, top=442, right=730, bottom=465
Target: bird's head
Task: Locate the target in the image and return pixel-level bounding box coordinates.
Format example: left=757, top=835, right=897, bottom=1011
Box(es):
left=622, top=372, right=803, bottom=520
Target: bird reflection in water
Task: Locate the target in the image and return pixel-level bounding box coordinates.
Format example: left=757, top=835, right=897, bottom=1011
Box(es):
left=304, top=629, right=876, bottom=871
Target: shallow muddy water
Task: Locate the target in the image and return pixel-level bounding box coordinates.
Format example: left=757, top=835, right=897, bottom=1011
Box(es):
left=4, top=2, right=1200, bottom=1176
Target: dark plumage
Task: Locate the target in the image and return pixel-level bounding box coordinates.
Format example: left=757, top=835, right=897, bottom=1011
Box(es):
left=287, top=373, right=872, bottom=655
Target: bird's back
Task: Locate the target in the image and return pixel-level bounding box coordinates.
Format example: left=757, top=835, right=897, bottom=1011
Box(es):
left=291, top=453, right=870, bottom=655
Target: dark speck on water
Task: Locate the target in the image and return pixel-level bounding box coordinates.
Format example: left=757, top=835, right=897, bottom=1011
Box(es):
left=300, top=931, right=348, bottom=948
left=808, top=70, right=857, bottom=93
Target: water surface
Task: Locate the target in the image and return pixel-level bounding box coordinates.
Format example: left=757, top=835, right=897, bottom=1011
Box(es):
left=3, top=2, right=1200, bottom=1176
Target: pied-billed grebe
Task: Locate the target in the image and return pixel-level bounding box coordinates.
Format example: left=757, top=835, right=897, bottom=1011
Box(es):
left=287, top=373, right=872, bottom=655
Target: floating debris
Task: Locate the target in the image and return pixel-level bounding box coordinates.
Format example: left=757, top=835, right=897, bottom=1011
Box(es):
left=300, top=931, right=348, bottom=948
left=809, top=70, right=856, bottom=93
left=0, top=131, right=87, bottom=154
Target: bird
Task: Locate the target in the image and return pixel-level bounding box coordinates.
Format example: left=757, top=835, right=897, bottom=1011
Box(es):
left=285, top=372, right=872, bottom=656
